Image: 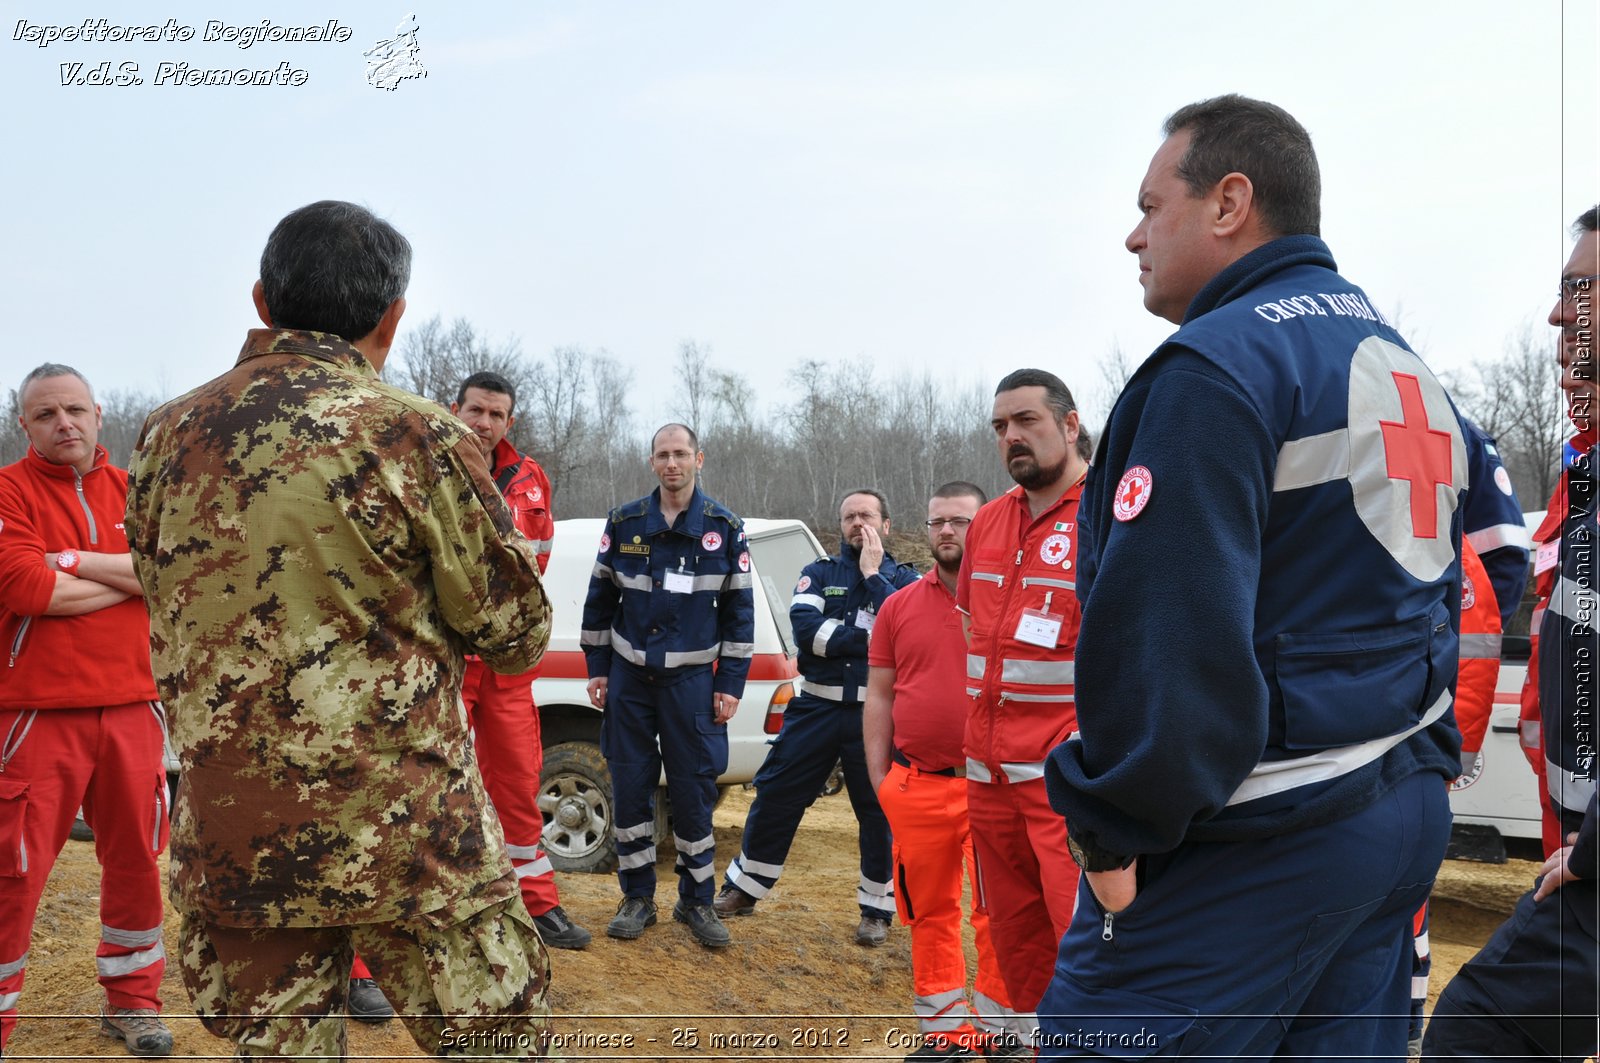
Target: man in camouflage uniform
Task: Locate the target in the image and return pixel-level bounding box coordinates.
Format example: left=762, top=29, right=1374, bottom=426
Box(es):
left=126, top=200, right=557, bottom=1059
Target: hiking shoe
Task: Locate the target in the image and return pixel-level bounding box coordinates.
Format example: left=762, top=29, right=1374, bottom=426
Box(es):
left=347, top=977, right=394, bottom=1023
left=855, top=914, right=890, bottom=946
left=532, top=905, right=593, bottom=950
left=906, top=1035, right=976, bottom=1061
left=977, top=1031, right=1033, bottom=1059
left=99, top=1007, right=173, bottom=1057
left=673, top=900, right=732, bottom=948
left=712, top=884, right=757, bottom=917
left=606, top=895, right=658, bottom=939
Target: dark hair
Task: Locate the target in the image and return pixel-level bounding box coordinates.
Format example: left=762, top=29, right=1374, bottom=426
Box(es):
left=932, top=481, right=987, bottom=506
left=19, top=362, right=94, bottom=404
left=839, top=488, right=890, bottom=523
left=993, top=367, right=1094, bottom=462
left=651, top=422, right=700, bottom=452
left=1576, top=206, right=1599, bottom=236
left=1163, top=94, right=1321, bottom=239
left=258, top=200, right=412, bottom=342
left=457, top=370, right=517, bottom=413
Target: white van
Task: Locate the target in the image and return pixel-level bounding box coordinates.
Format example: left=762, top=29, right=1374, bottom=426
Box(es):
left=530, top=516, right=824, bottom=873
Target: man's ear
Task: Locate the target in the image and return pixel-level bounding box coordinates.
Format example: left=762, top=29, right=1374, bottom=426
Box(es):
left=252, top=280, right=273, bottom=327
left=372, top=297, right=407, bottom=349
left=1213, top=173, right=1257, bottom=238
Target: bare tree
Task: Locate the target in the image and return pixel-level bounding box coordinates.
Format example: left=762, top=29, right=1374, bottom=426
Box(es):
left=390, top=315, right=531, bottom=416
left=1446, top=319, right=1566, bottom=505
left=675, top=340, right=713, bottom=436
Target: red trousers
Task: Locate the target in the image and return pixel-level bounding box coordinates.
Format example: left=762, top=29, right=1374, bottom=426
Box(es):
left=0, top=704, right=169, bottom=1047
left=878, top=761, right=1012, bottom=1037
left=352, top=662, right=557, bottom=983
left=965, top=776, right=1079, bottom=1016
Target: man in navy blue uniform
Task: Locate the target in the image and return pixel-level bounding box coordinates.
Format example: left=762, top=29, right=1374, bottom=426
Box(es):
left=1461, top=419, right=1530, bottom=627
left=581, top=423, right=755, bottom=949
left=1041, top=95, right=1468, bottom=1059
left=715, top=489, right=918, bottom=946
left=1422, top=206, right=1598, bottom=1062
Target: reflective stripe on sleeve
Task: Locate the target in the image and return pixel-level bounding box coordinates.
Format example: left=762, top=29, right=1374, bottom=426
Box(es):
left=792, top=593, right=825, bottom=612
left=1466, top=523, right=1533, bottom=553
left=720, top=641, right=755, bottom=658
left=1547, top=576, right=1597, bottom=633
left=1546, top=760, right=1599, bottom=815
left=579, top=628, right=612, bottom=647
left=1458, top=632, right=1503, bottom=659
left=814, top=618, right=841, bottom=656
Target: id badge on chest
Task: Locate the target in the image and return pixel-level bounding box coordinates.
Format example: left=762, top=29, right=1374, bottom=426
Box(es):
left=1535, top=539, right=1559, bottom=575
left=664, top=560, right=694, bottom=594
left=1014, top=607, right=1062, bottom=649
left=853, top=609, right=875, bottom=632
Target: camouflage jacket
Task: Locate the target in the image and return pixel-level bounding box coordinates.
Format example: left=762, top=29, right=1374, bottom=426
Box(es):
left=126, top=329, right=551, bottom=928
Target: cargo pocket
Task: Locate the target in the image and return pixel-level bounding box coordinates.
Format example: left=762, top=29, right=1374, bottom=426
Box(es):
left=0, top=776, right=29, bottom=877
left=697, top=706, right=730, bottom=778
left=1275, top=614, right=1431, bottom=750
left=1035, top=974, right=1200, bottom=1058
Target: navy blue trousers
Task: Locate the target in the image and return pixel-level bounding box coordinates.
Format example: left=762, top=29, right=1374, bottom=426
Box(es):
left=1421, top=876, right=1598, bottom=1062
left=600, top=661, right=726, bottom=904
left=1039, top=771, right=1451, bottom=1061
left=724, top=692, right=894, bottom=919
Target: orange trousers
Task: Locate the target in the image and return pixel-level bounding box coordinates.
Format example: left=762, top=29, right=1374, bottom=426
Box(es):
left=878, top=760, right=1012, bottom=1037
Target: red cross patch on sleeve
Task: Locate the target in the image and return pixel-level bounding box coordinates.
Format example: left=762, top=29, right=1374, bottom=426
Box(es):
left=1113, top=466, right=1153, bottom=522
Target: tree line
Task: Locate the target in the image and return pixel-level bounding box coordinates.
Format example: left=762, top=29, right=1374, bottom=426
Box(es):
left=0, top=313, right=1570, bottom=530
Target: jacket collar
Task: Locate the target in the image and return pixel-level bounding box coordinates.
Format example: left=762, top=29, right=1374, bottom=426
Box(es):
left=1183, top=235, right=1336, bottom=324
left=25, top=443, right=109, bottom=480
left=235, top=328, right=378, bottom=376
left=647, top=485, right=706, bottom=536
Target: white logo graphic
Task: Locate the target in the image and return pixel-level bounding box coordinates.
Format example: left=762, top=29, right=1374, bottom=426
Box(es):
left=1039, top=534, right=1071, bottom=566
left=365, top=13, right=426, bottom=91
left=738, top=551, right=751, bottom=572
left=599, top=533, right=611, bottom=553
left=1494, top=466, right=1514, bottom=496
left=701, top=531, right=723, bottom=552
left=1346, top=337, right=1467, bottom=581
left=796, top=575, right=811, bottom=592
left=1461, top=574, right=1476, bottom=611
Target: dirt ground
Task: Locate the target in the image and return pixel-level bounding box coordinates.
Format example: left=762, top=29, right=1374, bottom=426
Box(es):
left=10, top=787, right=1533, bottom=1061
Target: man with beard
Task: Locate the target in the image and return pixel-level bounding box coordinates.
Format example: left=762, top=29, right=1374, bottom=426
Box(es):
left=717, top=489, right=918, bottom=945
left=865, top=482, right=1028, bottom=1061
left=955, top=369, right=1091, bottom=1040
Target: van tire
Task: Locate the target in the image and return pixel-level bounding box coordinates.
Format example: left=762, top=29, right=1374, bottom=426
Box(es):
left=540, top=742, right=617, bottom=874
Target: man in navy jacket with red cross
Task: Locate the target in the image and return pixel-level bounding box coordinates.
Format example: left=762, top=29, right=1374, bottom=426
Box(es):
left=1042, top=95, right=1468, bottom=1060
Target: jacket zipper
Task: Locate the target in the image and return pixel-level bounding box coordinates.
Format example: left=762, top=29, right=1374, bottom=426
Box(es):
left=74, top=469, right=99, bottom=545
left=8, top=617, right=32, bottom=668
left=985, top=548, right=1026, bottom=767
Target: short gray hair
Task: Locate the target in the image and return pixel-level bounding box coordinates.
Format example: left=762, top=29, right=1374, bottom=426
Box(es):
left=19, top=363, right=94, bottom=405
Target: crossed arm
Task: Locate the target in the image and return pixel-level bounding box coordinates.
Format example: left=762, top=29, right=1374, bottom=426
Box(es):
left=44, top=551, right=141, bottom=615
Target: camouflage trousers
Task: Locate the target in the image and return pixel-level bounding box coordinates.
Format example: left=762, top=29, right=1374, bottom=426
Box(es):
left=180, top=893, right=554, bottom=1059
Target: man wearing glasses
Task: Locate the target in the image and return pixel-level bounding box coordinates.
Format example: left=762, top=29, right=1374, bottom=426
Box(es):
left=716, top=489, right=918, bottom=946
left=865, top=482, right=1031, bottom=1061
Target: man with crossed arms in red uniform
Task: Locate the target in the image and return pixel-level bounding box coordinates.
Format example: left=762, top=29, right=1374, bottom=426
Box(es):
left=956, top=368, right=1091, bottom=1045
left=0, top=364, right=172, bottom=1056
left=866, top=481, right=1027, bottom=1062
left=344, top=370, right=590, bottom=1023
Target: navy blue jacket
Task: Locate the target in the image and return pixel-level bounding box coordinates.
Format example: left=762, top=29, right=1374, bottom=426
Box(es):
left=790, top=542, right=918, bottom=703
left=1049, top=236, right=1466, bottom=863
left=581, top=486, right=755, bottom=697
left=1461, top=418, right=1531, bottom=627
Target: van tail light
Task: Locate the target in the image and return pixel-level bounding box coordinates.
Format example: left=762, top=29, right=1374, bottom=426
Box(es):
left=764, top=682, right=794, bottom=735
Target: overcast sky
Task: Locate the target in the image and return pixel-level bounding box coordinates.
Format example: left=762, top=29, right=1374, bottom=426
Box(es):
left=3, top=1, right=1596, bottom=429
